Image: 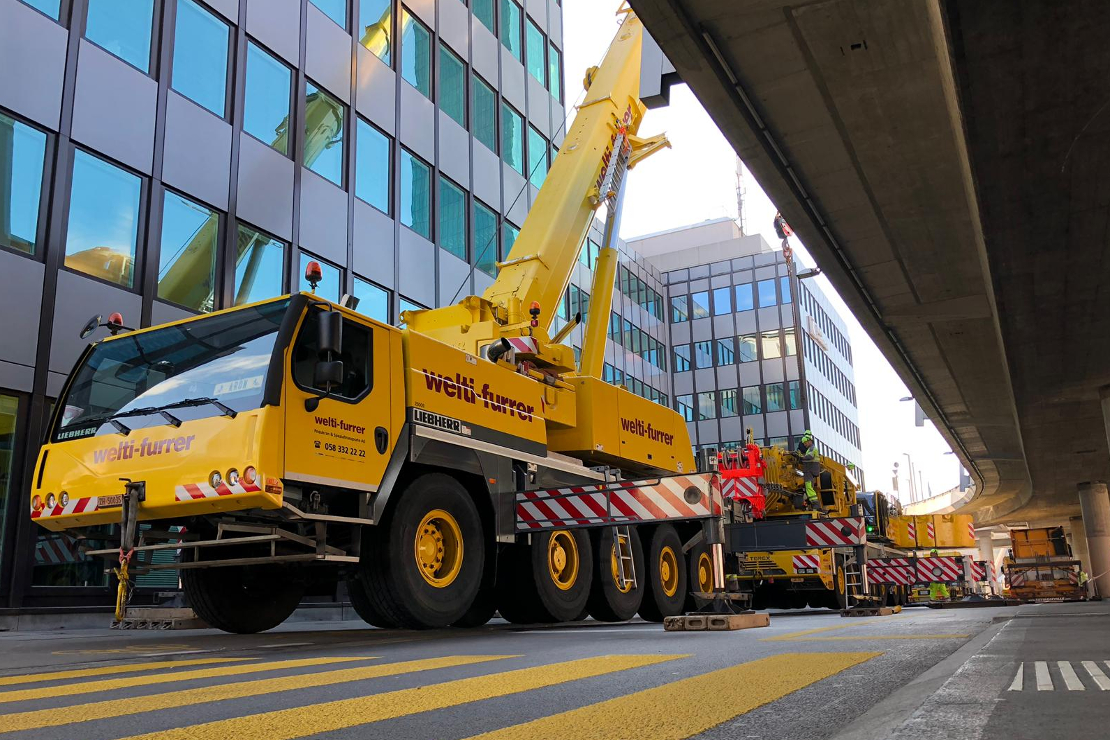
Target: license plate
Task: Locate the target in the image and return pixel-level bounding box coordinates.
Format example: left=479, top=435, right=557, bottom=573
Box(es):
left=97, top=495, right=123, bottom=508
left=790, top=577, right=806, bottom=583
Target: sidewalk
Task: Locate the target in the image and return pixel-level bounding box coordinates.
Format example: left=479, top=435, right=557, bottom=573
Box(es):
left=832, top=600, right=1110, bottom=740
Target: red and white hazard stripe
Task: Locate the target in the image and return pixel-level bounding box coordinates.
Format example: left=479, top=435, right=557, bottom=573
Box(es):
left=175, top=479, right=262, bottom=501
left=906, top=520, right=916, bottom=540
left=515, top=475, right=721, bottom=530
left=722, top=476, right=761, bottom=501
left=34, top=535, right=82, bottom=565
left=867, top=562, right=915, bottom=586
left=505, top=337, right=538, bottom=354
left=804, top=517, right=866, bottom=547
left=792, top=554, right=821, bottom=572
left=926, top=520, right=936, bottom=543
left=917, top=556, right=961, bottom=583
left=968, top=521, right=976, bottom=541
left=31, top=495, right=101, bottom=519
left=969, top=561, right=987, bottom=581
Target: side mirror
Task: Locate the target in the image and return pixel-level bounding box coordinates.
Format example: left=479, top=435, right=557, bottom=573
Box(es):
left=80, top=315, right=103, bottom=340
left=317, top=310, right=342, bottom=357
left=305, top=359, right=344, bottom=412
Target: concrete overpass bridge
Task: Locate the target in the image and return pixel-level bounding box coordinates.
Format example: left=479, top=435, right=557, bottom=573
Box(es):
left=630, top=0, right=1110, bottom=589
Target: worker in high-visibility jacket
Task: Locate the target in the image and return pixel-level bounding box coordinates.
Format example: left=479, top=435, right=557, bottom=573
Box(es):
left=929, top=581, right=950, bottom=601
left=795, top=431, right=821, bottom=510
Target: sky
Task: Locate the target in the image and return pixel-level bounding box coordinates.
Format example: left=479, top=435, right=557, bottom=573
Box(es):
left=561, top=2, right=961, bottom=501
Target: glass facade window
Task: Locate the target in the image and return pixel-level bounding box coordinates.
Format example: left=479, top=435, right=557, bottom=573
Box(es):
left=712, top=286, right=731, bottom=315
left=299, top=253, right=341, bottom=301
left=499, top=0, right=522, bottom=60
left=157, top=191, right=218, bottom=311
left=742, top=385, right=762, bottom=415
left=20, top=0, right=60, bottom=19
left=694, top=340, right=713, bottom=369
left=690, top=291, right=710, bottom=319
left=697, top=391, right=716, bottom=421
left=548, top=43, right=561, bottom=100
left=355, top=118, right=390, bottom=213
left=784, top=328, right=797, bottom=356
left=735, top=283, right=754, bottom=312
left=765, top=382, right=785, bottom=412
left=525, top=19, right=545, bottom=84
left=720, top=389, right=738, bottom=418
left=670, top=295, right=689, bottom=323
left=234, top=225, right=285, bottom=305
left=311, top=0, right=346, bottom=28
left=527, top=125, right=548, bottom=188
left=359, top=0, right=392, bottom=64
left=354, top=276, right=389, bottom=323
left=401, top=9, right=432, bottom=99
left=474, top=0, right=495, bottom=34
left=473, top=199, right=498, bottom=277
left=676, top=394, right=694, bottom=422
left=761, top=330, right=782, bottom=359
left=304, top=82, right=345, bottom=187
left=471, top=74, right=498, bottom=152
left=501, top=102, right=524, bottom=174
left=439, top=176, right=467, bottom=260
left=243, top=42, right=292, bottom=154
left=780, top=275, right=792, bottom=303
left=0, top=394, right=17, bottom=561
left=738, top=333, right=758, bottom=362
left=757, top=278, right=777, bottom=307
left=400, top=149, right=431, bottom=239
left=503, top=221, right=520, bottom=255
left=172, top=0, right=230, bottom=117
left=0, top=113, right=47, bottom=255
left=85, top=0, right=154, bottom=73
left=673, top=344, right=691, bottom=372
left=716, top=337, right=735, bottom=366
left=440, top=44, right=466, bottom=128
left=65, top=150, right=141, bottom=288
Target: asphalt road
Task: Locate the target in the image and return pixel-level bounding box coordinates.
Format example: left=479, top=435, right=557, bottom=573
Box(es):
left=0, top=602, right=1097, bottom=740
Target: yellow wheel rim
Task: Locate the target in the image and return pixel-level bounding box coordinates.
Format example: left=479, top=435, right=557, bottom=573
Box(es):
left=547, top=531, right=579, bottom=591
left=659, top=546, right=679, bottom=598
left=697, top=552, right=713, bottom=593
left=415, top=509, right=463, bottom=588
left=610, top=535, right=633, bottom=593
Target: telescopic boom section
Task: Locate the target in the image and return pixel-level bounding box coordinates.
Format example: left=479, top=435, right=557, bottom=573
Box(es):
left=404, top=10, right=664, bottom=370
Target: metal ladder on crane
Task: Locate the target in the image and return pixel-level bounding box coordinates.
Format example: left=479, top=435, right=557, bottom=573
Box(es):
left=614, top=526, right=637, bottom=590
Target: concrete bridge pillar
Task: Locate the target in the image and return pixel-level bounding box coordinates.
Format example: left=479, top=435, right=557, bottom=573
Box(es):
left=976, top=531, right=998, bottom=594
left=1070, top=516, right=1092, bottom=597
left=1077, top=482, right=1110, bottom=598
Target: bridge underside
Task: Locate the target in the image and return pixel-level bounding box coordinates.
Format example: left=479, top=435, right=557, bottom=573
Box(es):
left=630, top=0, right=1110, bottom=524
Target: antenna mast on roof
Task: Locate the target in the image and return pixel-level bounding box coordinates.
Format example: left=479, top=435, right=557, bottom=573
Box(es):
left=735, top=156, right=747, bottom=236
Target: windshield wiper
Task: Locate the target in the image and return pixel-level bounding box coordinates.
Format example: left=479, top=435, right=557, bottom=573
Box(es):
left=59, top=397, right=238, bottom=438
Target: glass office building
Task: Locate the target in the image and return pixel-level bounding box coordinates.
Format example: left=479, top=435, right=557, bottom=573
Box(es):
left=0, top=0, right=565, bottom=608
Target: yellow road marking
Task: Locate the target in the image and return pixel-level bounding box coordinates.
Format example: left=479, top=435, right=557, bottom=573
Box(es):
left=118, top=654, right=683, bottom=740
left=464, top=652, right=880, bottom=740
left=784, top=634, right=970, bottom=641
left=761, top=624, right=856, bottom=641
left=0, top=656, right=370, bottom=704
left=0, top=655, right=509, bottom=735
left=0, top=658, right=248, bottom=687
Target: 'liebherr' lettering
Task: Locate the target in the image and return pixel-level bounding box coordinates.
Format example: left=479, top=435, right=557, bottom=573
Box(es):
left=421, top=369, right=537, bottom=422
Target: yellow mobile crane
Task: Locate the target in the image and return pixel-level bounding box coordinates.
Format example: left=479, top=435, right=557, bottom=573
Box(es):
left=31, top=7, right=724, bottom=633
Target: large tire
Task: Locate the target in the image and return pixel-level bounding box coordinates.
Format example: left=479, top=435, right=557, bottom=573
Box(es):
left=346, top=576, right=398, bottom=629
left=587, top=527, right=645, bottom=622
left=684, top=542, right=714, bottom=612
left=355, top=473, right=484, bottom=629
left=495, top=531, right=594, bottom=624
left=182, top=556, right=304, bottom=634
left=453, top=538, right=500, bottom=627
left=639, top=525, right=687, bottom=622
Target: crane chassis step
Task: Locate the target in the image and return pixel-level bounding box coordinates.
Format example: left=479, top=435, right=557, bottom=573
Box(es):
left=664, top=613, right=770, bottom=631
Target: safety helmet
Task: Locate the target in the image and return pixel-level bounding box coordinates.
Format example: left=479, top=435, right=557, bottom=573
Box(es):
left=801, top=430, right=813, bottom=443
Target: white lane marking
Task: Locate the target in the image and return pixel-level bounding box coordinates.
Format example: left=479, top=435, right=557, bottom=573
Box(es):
left=1083, top=661, right=1110, bottom=690
left=256, top=642, right=315, bottom=649
left=1008, top=663, right=1023, bottom=691
left=140, top=649, right=224, bottom=657
left=1035, top=661, right=1053, bottom=691
left=1058, top=661, right=1085, bottom=690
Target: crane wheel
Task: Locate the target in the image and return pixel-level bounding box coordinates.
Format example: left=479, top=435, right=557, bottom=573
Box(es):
left=357, top=473, right=484, bottom=629
left=684, top=542, right=713, bottom=612
left=346, top=575, right=399, bottom=629
left=454, top=542, right=501, bottom=627
left=586, top=527, right=645, bottom=622
left=496, top=530, right=594, bottom=623
left=639, top=525, right=687, bottom=622
left=181, top=548, right=305, bottom=634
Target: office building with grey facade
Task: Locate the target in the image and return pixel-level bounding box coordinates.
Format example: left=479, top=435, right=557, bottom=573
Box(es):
left=0, top=0, right=566, bottom=608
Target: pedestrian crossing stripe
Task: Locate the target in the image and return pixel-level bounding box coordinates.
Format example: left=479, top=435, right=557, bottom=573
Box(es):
left=1008, top=661, right=1110, bottom=691
left=0, top=655, right=511, bottom=734
left=0, top=656, right=372, bottom=704
left=464, top=652, right=881, bottom=740
left=116, top=654, right=683, bottom=740
left=0, top=657, right=249, bottom=687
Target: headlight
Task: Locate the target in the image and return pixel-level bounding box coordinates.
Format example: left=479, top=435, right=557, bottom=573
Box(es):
left=31, top=495, right=43, bottom=512
left=45, top=493, right=56, bottom=509
left=209, top=470, right=223, bottom=489
left=59, top=491, right=70, bottom=507
left=243, top=466, right=257, bottom=484
left=226, top=468, right=240, bottom=487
